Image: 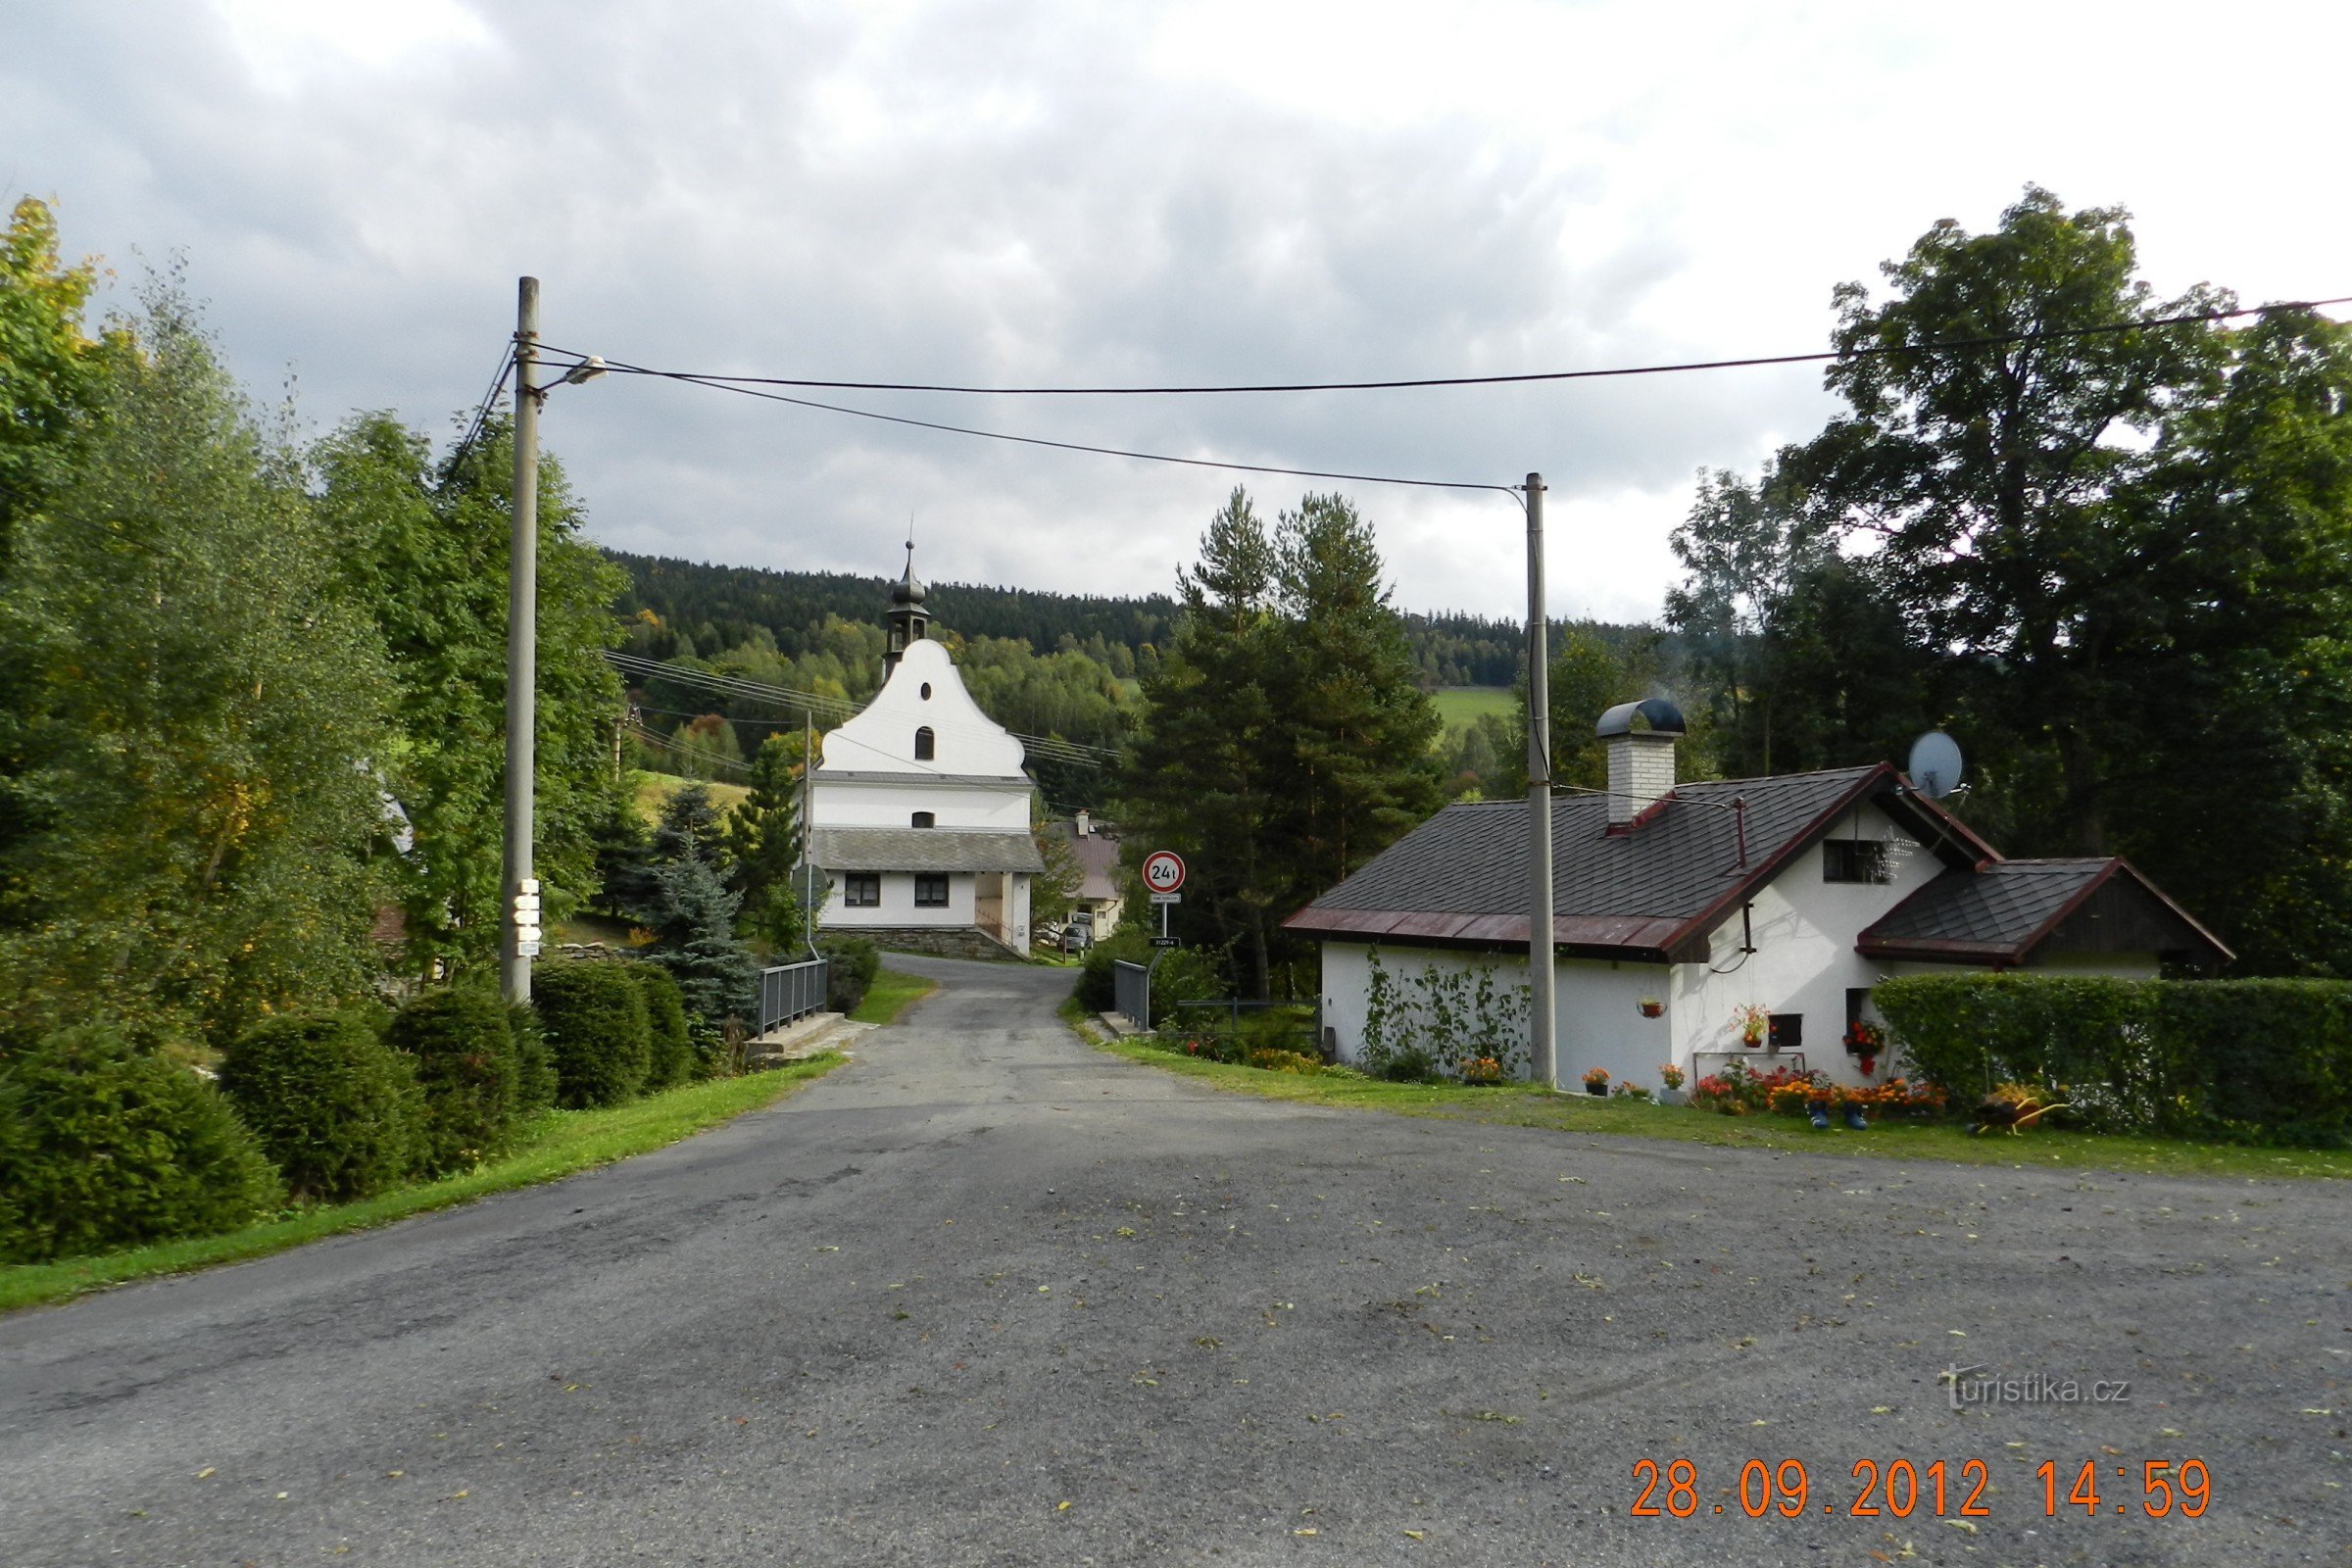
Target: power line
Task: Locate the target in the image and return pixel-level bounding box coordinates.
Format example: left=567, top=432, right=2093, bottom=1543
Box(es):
left=447, top=341, right=516, bottom=476
left=534, top=294, right=2352, bottom=400
left=608, top=651, right=1121, bottom=768
left=552, top=359, right=1518, bottom=496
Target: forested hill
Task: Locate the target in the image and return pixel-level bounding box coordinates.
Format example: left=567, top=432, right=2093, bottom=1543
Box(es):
left=604, top=550, right=1537, bottom=687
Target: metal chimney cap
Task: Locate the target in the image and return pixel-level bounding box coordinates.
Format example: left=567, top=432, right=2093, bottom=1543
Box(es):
left=1595, top=697, right=1687, bottom=738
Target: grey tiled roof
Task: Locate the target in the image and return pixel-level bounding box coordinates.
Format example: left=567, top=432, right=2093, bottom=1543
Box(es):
left=1286, top=763, right=1954, bottom=957
left=1858, top=859, right=2105, bottom=956
left=808, top=827, right=1047, bottom=875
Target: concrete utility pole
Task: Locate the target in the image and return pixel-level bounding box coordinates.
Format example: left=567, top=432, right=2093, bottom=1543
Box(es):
left=1524, top=472, right=1556, bottom=1091
left=501, top=277, right=542, bottom=1004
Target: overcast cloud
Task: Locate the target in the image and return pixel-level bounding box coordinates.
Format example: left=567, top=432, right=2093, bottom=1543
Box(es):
left=6, top=0, right=2348, bottom=623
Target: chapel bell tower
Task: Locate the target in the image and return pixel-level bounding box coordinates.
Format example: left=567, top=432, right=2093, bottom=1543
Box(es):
left=884, top=541, right=930, bottom=671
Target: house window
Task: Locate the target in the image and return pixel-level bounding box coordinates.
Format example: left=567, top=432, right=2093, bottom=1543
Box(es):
left=844, top=873, right=881, bottom=907
left=1823, top=840, right=1890, bottom=884
left=920, top=682, right=932, bottom=700
left=914, top=873, right=950, bottom=907
left=911, top=811, right=935, bottom=829
left=913, top=726, right=936, bottom=761
left=1768, top=1012, right=1803, bottom=1052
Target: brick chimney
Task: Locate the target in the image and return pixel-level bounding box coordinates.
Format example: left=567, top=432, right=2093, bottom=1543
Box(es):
left=1596, top=698, right=1687, bottom=827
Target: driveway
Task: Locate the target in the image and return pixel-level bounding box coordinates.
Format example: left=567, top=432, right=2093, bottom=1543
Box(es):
left=1, top=956, right=2343, bottom=1565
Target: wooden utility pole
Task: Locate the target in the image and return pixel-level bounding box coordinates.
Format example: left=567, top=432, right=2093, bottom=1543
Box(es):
left=1524, top=472, right=1555, bottom=1091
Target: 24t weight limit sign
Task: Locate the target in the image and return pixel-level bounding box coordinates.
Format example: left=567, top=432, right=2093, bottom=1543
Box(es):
left=1142, top=850, right=1186, bottom=896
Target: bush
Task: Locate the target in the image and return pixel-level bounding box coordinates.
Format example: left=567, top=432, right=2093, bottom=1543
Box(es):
left=819, top=936, right=880, bottom=1015
left=630, top=964, right=694, bottom=1090
left=0, top=1027, right=282, bottom=1263
left=1075, top=925, right=1147, bottom=1013
left=533, top=961, right=651, bottom=1108
left=1875, top=974, right=2352, bottom=1146
left=386, top=989, right=523, bottom=1173
left=1375, top=1045, right=1441, bottom=1084
left=218, top=1007, right=418, bottom=1202
left=508, top=1001, right=558, bottom=1116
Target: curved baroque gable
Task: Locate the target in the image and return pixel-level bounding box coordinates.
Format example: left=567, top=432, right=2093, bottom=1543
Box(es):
left=819, top=639, right=1027, bottom=776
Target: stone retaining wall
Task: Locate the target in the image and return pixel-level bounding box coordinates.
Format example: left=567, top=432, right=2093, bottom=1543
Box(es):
left=848, top=925, right=1024, bottom=962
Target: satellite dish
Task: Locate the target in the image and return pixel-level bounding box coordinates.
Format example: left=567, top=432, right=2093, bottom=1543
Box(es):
left=1907, top=731, right=1964, bottom=799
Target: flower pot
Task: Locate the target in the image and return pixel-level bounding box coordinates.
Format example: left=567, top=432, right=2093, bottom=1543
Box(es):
left=1639, top=1002, right=1663, bottom=1019
left=1656, top=1088, right=1687, bottom=1107
left=1585, top=1083, right=1607, bottom=1097
left=1741, top=1036, right=1763, bottom=1051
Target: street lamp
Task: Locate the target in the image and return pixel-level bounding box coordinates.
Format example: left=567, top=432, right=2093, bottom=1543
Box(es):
left=501, top=278, right=604, bottom=1004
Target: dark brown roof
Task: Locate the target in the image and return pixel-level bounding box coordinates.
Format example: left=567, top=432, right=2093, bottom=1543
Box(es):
left=1283, top=762, right=1994, bottom=961
left=1858, top=858, right=2231, bottom=967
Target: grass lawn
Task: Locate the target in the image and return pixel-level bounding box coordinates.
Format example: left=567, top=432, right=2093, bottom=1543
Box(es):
left=629, top=767, right=749, bottom=823
left=851, top=967, right=936, bottom=1025
left=0, top=1055, right=845, bottom=1317
left=1082, top=1025, right=2352, bottom=1184
left=1431, top=686, right=1516, bottom=731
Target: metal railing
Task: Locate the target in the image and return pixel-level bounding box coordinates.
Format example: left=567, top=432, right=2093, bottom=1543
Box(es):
left=1112, top=959, right=1150, bottom=1027
left=760, top=956, right=831, bottom=1035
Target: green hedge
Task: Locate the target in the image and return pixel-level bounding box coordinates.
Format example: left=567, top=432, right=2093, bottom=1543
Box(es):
left=630, top=964, right=694, bottom=1090
left=508, top=1001, right=559, bottom=1116
left=386, top=989, right=524, bottom=1173
left=1874, top=974, right=2352, bottom=1146
left=533, top=961, right=651, bottom=1108
left=818, top=937, right=880, bottom=1016
left=0, top=1027, right=282, bottom=1263
left=219, top=1008, right=420, bottom=1202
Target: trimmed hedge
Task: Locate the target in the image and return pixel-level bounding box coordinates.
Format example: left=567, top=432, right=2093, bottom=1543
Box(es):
left=0, top=1027, right=282, bottom=1263
left=508, top=1001, right=559, bottom=1116
left=219, top=1008, right=420, bottom=1202
left=819, top=937, right=880, bottom=1015
left=386, top=989, right=523, bottom=1174
left=1874, top=974, right=2352, bottom=1147
left=631, top=964, right=694, bottom=1090
left=533, top=961, right=651, bottom=1108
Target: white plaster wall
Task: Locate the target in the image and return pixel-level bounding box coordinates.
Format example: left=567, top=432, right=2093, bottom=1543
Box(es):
left=1664, top=804, right=1943, bottom=1087
left=1010, top=876, right=1032, bottom=954
left=1317, top=941, right=1671, bottom=1091
left=823, top=871, right=976, bottom=926
left=1556, top=956, right=1677, bottom=1092
left=818, top=640, right=1027, bottom=776
left=811, top=777, right=1032, bottom=831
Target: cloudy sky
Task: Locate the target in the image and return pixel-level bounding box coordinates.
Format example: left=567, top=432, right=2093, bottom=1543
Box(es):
left=7, top=1, right=2348, bottom=623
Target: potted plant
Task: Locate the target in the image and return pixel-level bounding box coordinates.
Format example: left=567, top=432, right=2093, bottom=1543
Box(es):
left=1638, top=996, right=1664, bottom=1019
left=1733, top=1003, right=1770, bottom=1050
left=1842, top=1019, right=1885, bottom=1077
left=1581, top=1065, right=1610, bottom=1097
left=1459, top=1055, right=1502, bottom=1086
left=1656, top=1062, right=1687, bottom=1105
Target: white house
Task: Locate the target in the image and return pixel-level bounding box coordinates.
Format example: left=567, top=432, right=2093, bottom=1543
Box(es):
left=806, top=558, right=1044, bottom=957
left=1287, top=698, right=2230, bottom=1091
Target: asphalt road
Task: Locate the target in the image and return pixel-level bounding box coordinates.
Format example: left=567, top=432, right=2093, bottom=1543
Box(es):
left=3, top=956, right=2345, bottom=1567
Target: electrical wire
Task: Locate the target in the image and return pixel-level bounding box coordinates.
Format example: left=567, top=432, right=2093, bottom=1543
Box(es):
left=446, top=341, right=516, bottom=476
left=532, top=294, right=2352, bottom=400
left=552, top=359, right=1520, bottom=496
left=608, top=652, right=1121, bottom=768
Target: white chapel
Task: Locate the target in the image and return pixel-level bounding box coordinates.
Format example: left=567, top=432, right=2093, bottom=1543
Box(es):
left=805, top=554, right=1044, bottom=957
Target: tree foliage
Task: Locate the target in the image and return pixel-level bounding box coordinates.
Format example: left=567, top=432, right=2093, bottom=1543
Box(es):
left=1669, top=186, right=2352, bottom=973
left=1119, top=489, right=1441, bottom=996
left=0, top=276, right=394, bottom=1041
left=312, top=411, right=629, bottom=982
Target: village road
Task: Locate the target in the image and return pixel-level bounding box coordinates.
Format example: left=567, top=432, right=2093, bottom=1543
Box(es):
left=1, top=956, right=2344, bottom=1566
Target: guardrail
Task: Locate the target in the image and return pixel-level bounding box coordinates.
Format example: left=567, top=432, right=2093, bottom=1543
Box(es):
left=760, top=956, right=831, bottom=1035
left=1111, top=959, right=1150, bottom=1027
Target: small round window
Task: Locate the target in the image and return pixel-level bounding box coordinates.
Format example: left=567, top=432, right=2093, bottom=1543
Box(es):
left=920, top=682, right=932, bottom=700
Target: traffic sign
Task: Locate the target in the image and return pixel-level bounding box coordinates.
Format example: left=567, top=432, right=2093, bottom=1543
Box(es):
left=1150, top=892, right=1181, bottom=905
left=1149, top=936, right=1180, bottom=948
left=1142, top=850, right=1187, bottom=895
